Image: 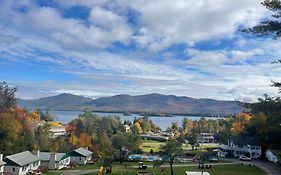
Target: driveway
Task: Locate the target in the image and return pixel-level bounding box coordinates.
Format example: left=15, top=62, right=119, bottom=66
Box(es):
left=226, top=158, right=281, bottom=175
left=58, top=169, right=98, bottom=175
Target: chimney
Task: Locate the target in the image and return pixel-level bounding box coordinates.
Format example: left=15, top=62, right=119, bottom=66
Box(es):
left=50, top=153, right=57, bottom=162
left=0, top=154, right=2, bottom=161
left=85, top=147, right=88, bottom=150
left=36, top=150, right=40, bottom=157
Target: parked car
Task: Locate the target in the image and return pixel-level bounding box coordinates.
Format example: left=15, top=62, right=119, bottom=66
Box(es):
left=239, top=155, right=251, bottom=161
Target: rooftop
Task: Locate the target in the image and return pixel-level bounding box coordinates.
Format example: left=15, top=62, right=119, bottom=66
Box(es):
left=39, top=152, right=69, bottom=162
left=72, top=147, right=93, bottom=157
left=4, top=151, right=40, bottom=166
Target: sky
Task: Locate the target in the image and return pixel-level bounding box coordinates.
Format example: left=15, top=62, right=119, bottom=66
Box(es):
left=1, top=0, right=281, bottom=101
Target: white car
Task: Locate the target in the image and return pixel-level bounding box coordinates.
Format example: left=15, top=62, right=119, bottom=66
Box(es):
left=239, top=155, right=251, bottom=161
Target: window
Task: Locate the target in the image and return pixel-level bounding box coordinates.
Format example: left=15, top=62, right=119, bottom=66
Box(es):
left=13, top=167, right=15, bottom=171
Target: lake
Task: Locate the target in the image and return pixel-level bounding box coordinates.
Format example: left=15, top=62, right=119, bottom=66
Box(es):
left=51, top=111, right=224, bottom=130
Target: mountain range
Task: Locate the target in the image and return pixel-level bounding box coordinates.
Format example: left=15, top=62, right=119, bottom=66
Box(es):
left=18, top=93, right=243, bottom=115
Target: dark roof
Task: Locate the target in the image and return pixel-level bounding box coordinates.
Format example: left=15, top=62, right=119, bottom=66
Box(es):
left=232, top=136, right=259, bottom=146
left=4, top=151, right=40, bottom=166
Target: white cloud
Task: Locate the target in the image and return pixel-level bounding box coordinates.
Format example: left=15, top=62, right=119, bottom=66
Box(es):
left=117, top=0, right=266, bottom=50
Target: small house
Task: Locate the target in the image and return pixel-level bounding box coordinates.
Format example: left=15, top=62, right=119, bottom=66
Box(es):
left=38, top=152, right=70, bottom=170
left=198, top=133, right=215, bottom=143
left=266, top=149, right=280, bottom=164
left=68, top=147, right=93, bottom=165
left=124, top=124, right=131, bottom=133
left=49, top=126, right=67, bottom=138
left=3, top=151, right=40, bottom=175
left=0, top=154, right=6, bottom=175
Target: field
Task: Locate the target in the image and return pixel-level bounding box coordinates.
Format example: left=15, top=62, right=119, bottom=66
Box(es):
left=140, top=139, right=219, bottom=153
left=46, top=163, right=267, bottom=175
left=140, top=139, right=165, bottom=153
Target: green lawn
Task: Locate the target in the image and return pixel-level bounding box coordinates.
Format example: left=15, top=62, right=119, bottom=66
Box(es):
left=45, top=162, right=267, bottom=175
left=140, top=139, right=165, bottom=153
left=140, top=139, right=219, bottom=153
left=81, top=164, right=266, bottom=175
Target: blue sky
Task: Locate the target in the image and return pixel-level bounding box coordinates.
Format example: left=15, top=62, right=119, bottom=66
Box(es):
left=1, top=0, right=281, bottom=101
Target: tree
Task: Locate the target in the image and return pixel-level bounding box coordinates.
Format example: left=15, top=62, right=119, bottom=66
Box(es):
left=242, top=0, right=281, bottom=90
left=171, top=122, right=179, bottom=131
left=243, top=0, right=281, bottom=39
left=0, top=81, right=17, bottom=112
left=131, top=122, right=142, bottom=134
left=0, top=112, right=22, bottom=154
left=162, top=140, right=183, bottom=175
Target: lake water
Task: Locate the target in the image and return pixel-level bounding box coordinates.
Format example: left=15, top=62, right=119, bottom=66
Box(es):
left=52, top=111, right=223, bottom=130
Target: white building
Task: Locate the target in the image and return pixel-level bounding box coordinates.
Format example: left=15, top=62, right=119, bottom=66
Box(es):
left=68, top=147, right=93, bottom=165
left=38, top=152, right=70, bottom=170
left=124, top=125, right=131, bottom=133
left=266, top=149, right=279, bottom=164
left=3, top=151, right=40, bottom=175
left=49, top=126, right=67, bottom=138
left=0, top=154, right=6, bottom=175
left=218, top=136, right=262, bottom=159
left=198, top=133, right=215, bottom=143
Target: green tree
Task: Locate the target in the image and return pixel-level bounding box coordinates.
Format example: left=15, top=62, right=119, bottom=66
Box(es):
left=242, top=0, right=281, bottom=90
left=0, top=112, right=21, bottom=154
left=171, top=122, right=179, bottom=131
left=0, top=81, right=17, bottom=112
left=162, top=140, right=183, bottom=175
left=243, top=0, right=281, bottom=39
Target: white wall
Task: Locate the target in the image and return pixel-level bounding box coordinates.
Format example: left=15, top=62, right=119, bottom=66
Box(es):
left=266, top=150, right=278, bottom=163
left=0, top=165, right=4, bottom=174
left=4, top=161, right=40, bottom=175
left=70, top=156, right=87, bottom=165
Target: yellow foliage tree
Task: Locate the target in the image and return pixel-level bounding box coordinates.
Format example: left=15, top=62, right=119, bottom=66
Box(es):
left=69, top=133, right=79, bottom=146
left=77, top=132, right=92, bottom=147
left=231, top=113, right=252, bottom=136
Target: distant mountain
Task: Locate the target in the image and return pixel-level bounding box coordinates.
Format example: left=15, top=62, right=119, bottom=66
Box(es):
left=18, top=93, right=93, bottom=110
left=18, top=93, right=243, bottom=115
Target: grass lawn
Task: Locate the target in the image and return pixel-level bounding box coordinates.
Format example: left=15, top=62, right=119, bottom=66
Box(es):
left=140, top=139, right=165, bottom=153
left=80, top=163, right=266, bottom=175
left=140, top=139, right=219, bottom=153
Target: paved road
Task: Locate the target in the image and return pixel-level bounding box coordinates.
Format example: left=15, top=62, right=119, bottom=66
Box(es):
left=54, top=169, right=98, bottom=175
left=226, top=158, right=281, bottom=175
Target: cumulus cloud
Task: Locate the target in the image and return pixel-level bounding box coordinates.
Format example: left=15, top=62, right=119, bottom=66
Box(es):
left=1, top=0, right=281, bottom=102
left=117, top=0, right=266, bottom=50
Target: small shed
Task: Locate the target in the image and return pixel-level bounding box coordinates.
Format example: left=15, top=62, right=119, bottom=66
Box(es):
left=265, top=149, right=280, bottom=164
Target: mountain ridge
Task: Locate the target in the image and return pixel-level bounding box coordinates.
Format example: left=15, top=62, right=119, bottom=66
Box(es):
left=18, top=93, right=243, bottom=115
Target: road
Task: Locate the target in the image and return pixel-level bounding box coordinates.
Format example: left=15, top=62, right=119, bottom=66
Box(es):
left=227, top=158, right=281, bottom=175
left=57, top=169, right=98, bottom=175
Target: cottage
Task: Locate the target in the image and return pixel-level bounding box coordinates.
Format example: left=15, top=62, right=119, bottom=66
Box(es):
left=218, top=136, right=261, bottom=159
left=266, top=149, right=280, bottom=164
left=0, top=154, right=6, bottom=175
left=49, top=126, right=67, bottom=138
left=38, top=152, right=70, bottom=170
left=124, top=124, right=131, bottom=133
left=4, top=151, right=40, bottom=175
left=68, top=147, right=93, bottom=165
left=198, top=133, right=215, bottom=143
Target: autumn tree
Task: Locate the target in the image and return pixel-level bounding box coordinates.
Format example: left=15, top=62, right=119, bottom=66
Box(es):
left=0, top=112, right=22, bottom=154
left=231, top=113, right=252, bottom=136
left=0, top=81, right=17, bottom=112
